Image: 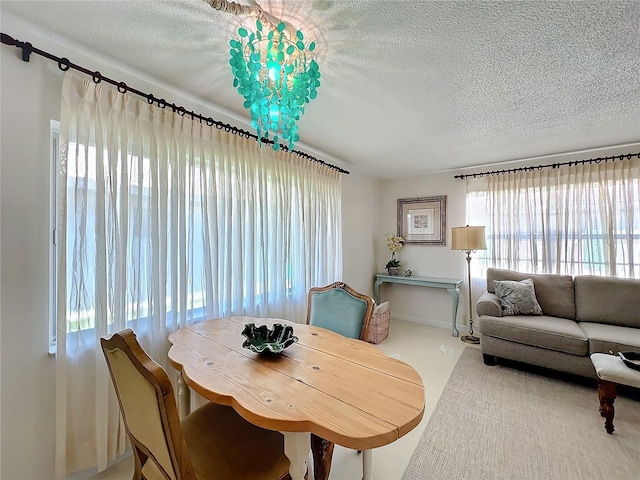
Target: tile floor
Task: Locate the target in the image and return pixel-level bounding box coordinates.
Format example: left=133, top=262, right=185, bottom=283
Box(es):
left=91, top=319, right=473, bottom=480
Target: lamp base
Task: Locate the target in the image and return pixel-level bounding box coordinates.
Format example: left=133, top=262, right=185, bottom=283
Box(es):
left=460, top=335, right=480, bottom=345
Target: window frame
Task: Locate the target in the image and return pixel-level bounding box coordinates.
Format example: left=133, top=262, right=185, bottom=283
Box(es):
left=49, top=120, right=60, bottom=354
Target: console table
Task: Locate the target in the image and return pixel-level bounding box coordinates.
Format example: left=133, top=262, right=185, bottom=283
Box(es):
left=373, top=274, right=463, bottom=337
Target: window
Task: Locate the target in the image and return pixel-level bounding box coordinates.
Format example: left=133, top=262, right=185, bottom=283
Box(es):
left=466, top=160, right=640, bottom=278
left=54, top=136, right=340, bottom=336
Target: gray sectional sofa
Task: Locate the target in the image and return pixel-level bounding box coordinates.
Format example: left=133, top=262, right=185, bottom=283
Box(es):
left=476, top=268, right=640, bottom=378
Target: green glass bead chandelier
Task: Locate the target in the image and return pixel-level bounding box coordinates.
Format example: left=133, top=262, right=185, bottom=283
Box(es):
left=229, top=19, right=320, bottom=151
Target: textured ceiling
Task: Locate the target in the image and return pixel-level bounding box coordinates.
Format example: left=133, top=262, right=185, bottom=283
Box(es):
left=2, top=0, right=639, bottom=178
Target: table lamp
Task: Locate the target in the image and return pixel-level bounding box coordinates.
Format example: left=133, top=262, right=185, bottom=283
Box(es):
left=451, top=225, right=487, bottom=344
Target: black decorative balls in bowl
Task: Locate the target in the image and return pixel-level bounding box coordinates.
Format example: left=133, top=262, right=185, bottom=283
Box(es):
left=241, top=323, right=299, bottom=354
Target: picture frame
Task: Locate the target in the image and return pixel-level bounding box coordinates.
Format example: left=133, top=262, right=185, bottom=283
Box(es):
left=397, top=196, right=447, bottom=245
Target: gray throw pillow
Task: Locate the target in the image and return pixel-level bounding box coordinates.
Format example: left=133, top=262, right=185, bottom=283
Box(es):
left=493, top=278, right=543, bottom=316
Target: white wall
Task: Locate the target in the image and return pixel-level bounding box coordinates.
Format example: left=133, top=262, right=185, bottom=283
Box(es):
left=1, top=41, right=61, bottom=480
left=376, top=172, right=468, bottom=330
left=341, top=168, right=380, bottom=296
left=0, top=15, right=379, bottom=480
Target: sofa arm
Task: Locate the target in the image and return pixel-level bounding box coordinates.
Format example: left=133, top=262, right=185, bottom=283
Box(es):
left=476, top=291, right=502, bottom=317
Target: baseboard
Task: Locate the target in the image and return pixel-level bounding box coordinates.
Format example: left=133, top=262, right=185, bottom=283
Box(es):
left=391, top=313, right=465, bottom=333
left=66, top=451, right=132, bottom=480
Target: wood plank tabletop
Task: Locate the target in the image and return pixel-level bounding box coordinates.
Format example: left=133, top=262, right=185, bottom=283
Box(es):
left=168, top=316, right=425, bottom=450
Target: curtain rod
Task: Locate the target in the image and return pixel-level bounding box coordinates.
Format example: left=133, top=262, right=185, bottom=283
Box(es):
left=0, top=32, right=349, bottom=175
left=453, top=151, right=640, bottom=180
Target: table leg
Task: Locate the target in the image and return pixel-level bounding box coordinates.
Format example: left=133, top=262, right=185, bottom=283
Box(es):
left=177, top=372, right=191, bottom=418
left=362, top=450, right=372, bottom=480
left=447, top=286, right=460, bottom=337
left=597, top=379, right=617, bottom=434
left=283, top=432, right=310, bottom=480
left=310, top=434, right=334, bottom=480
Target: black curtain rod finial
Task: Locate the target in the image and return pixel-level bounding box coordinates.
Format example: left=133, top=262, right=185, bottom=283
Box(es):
left=1, top=32, right=17, bottom=46
left=0, top=32, right=30, bottom=62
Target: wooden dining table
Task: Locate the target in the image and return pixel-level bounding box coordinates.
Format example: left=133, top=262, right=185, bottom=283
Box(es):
left=168, top=316, right=425, bottom=480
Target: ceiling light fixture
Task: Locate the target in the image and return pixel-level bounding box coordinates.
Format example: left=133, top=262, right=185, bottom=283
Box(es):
left=205, top=0, right=320, bottom=151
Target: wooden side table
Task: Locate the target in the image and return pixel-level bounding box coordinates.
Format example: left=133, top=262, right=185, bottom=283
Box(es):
left=590, top=353, right=640, bottom=434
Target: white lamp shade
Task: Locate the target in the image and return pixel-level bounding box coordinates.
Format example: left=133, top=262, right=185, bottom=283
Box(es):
left=451, top=225, right=486, bottom=251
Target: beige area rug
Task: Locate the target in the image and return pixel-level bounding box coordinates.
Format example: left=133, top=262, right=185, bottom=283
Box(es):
left=403, top=348, right=640, bottom=480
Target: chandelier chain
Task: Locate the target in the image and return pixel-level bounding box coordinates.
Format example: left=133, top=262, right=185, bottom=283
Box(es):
left=204, top=0, right=293, bottom=34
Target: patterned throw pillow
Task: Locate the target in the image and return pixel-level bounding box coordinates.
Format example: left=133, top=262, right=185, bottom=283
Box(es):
left=493, top=278, right=543, bottom=316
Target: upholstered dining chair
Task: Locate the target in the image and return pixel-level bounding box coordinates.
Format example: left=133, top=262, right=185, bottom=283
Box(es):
left=306, top=281, right=375, bottom=341
left=306, top=282, right=375, bottom=480
left=100, top=329, right=292, bottom=480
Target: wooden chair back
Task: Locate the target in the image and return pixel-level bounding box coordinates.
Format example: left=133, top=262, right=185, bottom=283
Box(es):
left=101, top=329, right=196, bottom=480
left=306, top=282, right=374, bottom=340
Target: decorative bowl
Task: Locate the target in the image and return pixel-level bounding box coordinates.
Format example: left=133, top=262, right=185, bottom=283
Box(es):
left=241, top=323, right=298, bottom=354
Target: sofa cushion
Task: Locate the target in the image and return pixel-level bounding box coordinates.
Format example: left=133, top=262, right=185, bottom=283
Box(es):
left=574, top=275, right=640, bottom=328
left=579, top=322, right=640, bottom=354
left=479, top=315, right=588, bottom=356
left=493, top=278, right=543, bottom=316
left=487, top=268, right=575, bottom=319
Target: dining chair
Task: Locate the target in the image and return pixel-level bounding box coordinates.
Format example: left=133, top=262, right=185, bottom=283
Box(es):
left=100, top=328, right=292, bottom=480
left=306, top=281, right=375, bottom=480
left=306, top=281, right=375, bottom=341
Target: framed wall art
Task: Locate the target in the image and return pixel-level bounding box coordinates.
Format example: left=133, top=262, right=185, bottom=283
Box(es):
left=397, top=196, right=447, bottom=245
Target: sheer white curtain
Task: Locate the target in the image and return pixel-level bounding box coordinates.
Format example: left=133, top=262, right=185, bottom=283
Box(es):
left=55, top=73, right=342, bottom=478
left=466, top=157, right=640, bottom=279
